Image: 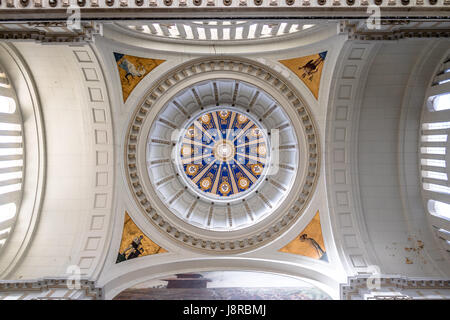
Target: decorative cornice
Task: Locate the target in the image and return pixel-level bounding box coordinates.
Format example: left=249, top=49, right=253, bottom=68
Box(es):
left=340, top=275, right=450, bottom=299
left=0, top=22, right=102, bottom=43
left=1, top=0, right=449, bottom=9
left=340, top=20, right=450, bottom=40
left=124, top=57, right=320, bottom=253
left=0, top=278, right=102, bottom=299
left=0, top=1, right=449, bottom=19
left=0, top=19, right=448, bottom=44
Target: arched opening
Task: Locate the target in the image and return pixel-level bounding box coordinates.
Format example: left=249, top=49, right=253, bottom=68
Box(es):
left=420, top=50, right=450, bottom=256
left=113, top=270, right=332, bottom=300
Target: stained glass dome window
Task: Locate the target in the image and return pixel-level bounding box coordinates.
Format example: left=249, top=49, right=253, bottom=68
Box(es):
left=176, top=108, right=269, bottom=202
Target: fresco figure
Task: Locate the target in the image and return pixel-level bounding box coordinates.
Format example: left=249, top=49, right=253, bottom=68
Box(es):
left=299, top=233, right=328, bottom=261
left=116, top=212, right=167, bottom=264
left=123, top=235, right=144, bottom=257
left=126, top=247, right=144, bottom=260
left=297, top=52, right=327, bottom=81
left=116, top=235, right=145, bottom=263
left=278, top=211, right=327, bottom=261
left=113, top=52, right=165, bottom=102
left=118, top=58, right=146, bottom=84
left=279, top=51, right=327, bottom=99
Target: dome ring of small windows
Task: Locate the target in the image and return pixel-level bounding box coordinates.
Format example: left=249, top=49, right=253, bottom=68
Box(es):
left=117, top=20, right=317, bottom=43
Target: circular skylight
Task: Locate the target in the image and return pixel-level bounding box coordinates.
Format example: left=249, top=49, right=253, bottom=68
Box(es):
left=175, top=108, right=269, bottom=202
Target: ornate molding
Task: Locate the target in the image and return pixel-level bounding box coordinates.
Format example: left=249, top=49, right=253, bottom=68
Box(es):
left=0, top=22, right=102, bottom=44
left=125, top=57, right=320, bottom=253
left=340, top=20, right=450, bottom=40
left=69, top=45, right=115, bottom=279
left=341, top=275, right=450, bottom=299
left=0, top=19, right=448, bottom=44
left=0, top=278, right=102, bottom=300
left=0, top=0, right=449, bottom=12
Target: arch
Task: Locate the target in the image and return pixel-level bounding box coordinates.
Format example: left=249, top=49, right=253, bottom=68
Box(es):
left=419, top=47, right=450, bottom=261
left=0, top=42, right=46, bottom=278
left=101, top=257, right=340, bottom=300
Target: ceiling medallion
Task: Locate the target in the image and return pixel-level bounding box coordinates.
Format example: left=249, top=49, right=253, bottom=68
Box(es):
left=177, top=108, right=269, bottom=202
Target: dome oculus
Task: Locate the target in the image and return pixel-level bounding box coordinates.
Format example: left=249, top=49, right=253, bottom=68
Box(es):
left=177, top=108, right=269, bottom=201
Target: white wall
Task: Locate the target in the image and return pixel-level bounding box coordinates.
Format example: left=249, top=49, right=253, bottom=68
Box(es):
left=7, top=43, right=94, bottom=279
left=357, top=40, right=449, bottom=277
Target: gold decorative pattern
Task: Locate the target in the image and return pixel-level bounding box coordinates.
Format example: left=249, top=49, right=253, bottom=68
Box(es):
left=279, top=51, right=327, bottom=100
left=279, top=211, right=327, bottom=261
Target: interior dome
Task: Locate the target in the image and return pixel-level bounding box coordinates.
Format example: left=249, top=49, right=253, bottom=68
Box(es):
left=146, top=79, right=298, bottom=231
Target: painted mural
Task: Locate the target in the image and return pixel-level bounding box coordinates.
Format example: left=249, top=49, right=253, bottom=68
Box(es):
left=279, top=51, right=327, bottom=99
left=114, top=52, right=165, bottom=102
left=179, top=109, right=268, bottom=199
left=113, top=271, right=332, bottom=300
left=279, top=211, right=328, bottom=262
left=116, top=212, right=167, bottom=263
